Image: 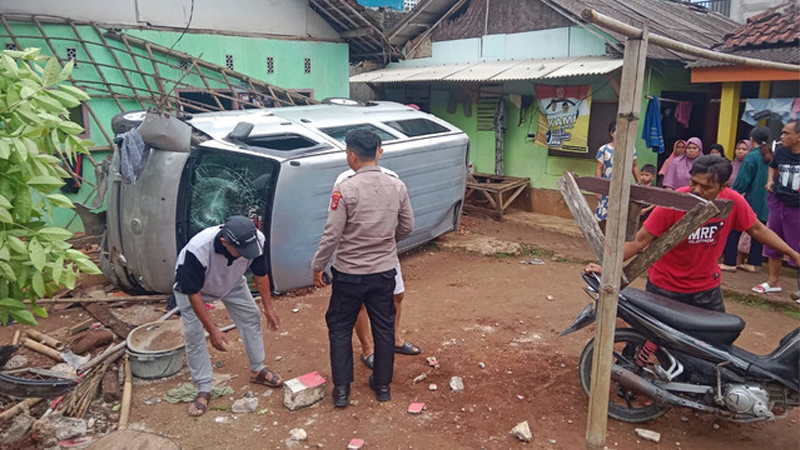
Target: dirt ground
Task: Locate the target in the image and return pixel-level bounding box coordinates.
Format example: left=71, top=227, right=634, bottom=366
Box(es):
left=2, top=214, right=799, bottom=450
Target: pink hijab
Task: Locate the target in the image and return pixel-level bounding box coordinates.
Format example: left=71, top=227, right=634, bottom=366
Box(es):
left=729, top=139, right=752, bottom=186
left=662, top=137, right=703, bottom=189
left=659, top=140, right=686, bottom=176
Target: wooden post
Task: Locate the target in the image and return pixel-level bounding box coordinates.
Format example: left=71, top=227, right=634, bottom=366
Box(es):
left=119, top=355, right=132, bottom=430
left=585, top=21, right=649, bottom=450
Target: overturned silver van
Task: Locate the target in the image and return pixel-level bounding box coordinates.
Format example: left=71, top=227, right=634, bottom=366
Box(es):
left=101, top=101, right=469, bottom=294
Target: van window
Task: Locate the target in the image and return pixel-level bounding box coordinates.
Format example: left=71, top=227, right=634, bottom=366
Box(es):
left=241, top=133, right=320, bottom=151
left=319, top=124, right=397, bottom=145
left=382, top=119, right=449, bottom=137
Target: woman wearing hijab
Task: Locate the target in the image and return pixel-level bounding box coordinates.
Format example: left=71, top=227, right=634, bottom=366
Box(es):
left=662, top=137, right=703, bottom=189
left=721, top=127, right=772, bottom=272
left=728, top=139, right=751, bottom=186
left=658, top=140, right=686, bottom=177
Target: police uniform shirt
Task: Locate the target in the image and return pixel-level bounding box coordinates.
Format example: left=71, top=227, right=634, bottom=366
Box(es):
left=174, top=225, right=268, bottom=298
left=312, top=165, right=413, bottom=275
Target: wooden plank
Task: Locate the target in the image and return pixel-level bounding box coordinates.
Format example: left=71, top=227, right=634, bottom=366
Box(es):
left=557, top=172, right=607, bottom=263
left=81, top=303, right=134, bottom=340
left=626, top=202, right=642, bottom=241
left=622, top=200, right=720, bottom=284
left=586, top=21, right=649, bottom=450
left=576, top=177, right=733, bottom=218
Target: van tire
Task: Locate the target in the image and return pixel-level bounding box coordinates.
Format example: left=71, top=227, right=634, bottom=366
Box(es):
left=111, top=111, right=147, bottom=135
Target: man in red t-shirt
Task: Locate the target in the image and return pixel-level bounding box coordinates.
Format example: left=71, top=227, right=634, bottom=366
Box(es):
left=587, top=155, right=800, bottom=311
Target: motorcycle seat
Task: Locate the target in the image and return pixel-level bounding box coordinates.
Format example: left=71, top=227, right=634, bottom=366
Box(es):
left=620, top=287, right=745, bottom=345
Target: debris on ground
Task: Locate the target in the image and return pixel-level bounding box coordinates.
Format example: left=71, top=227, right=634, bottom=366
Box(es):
left=347, top=438, right=365, bottom=449
left=519, top=258, right=546, bottom=265
left=232, top=396, right=259, bottom=413
left=510, top=420, right=533, bottom=442
left=0, top=412, right=35, bottom=445
left=412, top=373, right=427, bottom=384
left=289, top=428, right=308, bottom=441
left=407, top=402, right=425, bottom=414
left=426, top=356, right=439, bottom=369
left=283, top=371, right=326, bottom=411
left=449, top=376, right=464, bottom=392
left=635, top=428, right=661, bottom=443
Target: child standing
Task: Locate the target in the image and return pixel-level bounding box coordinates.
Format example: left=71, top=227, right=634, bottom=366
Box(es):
left=638, top=164, right=656, bottom=220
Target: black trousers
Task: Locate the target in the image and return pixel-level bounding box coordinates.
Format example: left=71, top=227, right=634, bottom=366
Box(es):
left=646, top=280, right=725, bottom=312
left=326, top=267, right=396, bottom=387
left=721, top=222, right=765, bottom=267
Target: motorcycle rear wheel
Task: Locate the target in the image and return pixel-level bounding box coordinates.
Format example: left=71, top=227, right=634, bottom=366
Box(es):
left=578, top=328, right=672, bottom=423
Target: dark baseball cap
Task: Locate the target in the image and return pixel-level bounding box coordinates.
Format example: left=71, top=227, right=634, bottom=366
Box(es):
left=222, top=216, right=262, bottom=259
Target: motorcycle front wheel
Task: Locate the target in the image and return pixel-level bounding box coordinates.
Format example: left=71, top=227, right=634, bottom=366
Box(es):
left=578, top=328, right=672, bottom=423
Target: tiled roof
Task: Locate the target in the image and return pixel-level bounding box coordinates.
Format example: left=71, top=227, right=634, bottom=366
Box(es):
left=687, top=46, right=800, bottom=68
left=721, top=2, right=799, bottom=50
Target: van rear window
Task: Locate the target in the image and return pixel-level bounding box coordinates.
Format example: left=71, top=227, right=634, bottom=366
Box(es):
left=241, top=133, right=319, bottom=151
left=382, top=119, right=449, bottom=137
left=320, top=124, right=397, bottom=144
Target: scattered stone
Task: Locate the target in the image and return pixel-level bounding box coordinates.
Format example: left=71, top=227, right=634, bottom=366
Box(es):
left=283, top=371, right=327, bottom=411
left=549, top=439, right=557, bottom=445
left=635, top=428, right=661, bottom=443
left=292, top=308, right=300, bottom=313
left=347, top=438, right=365, bottom=450
left=449, top=376, right=464, bottom=392
left=143, top=397, right=161, bottom=405
left=215, top=361, right=226, bottom=368
left=101, top=369, right=121, bottom=403
left=232, top=397, right=259, bottom=413
left=5, top=355, right=27, bottom=370
left=713, top=423, right=720, bottom=429
left=407, top=402, right=425, bottom=414
left=680, top=416, right=689, bottom=422
left=426, top=356, right=439, bottom=369
left=349, top=400, right=359, bottom=406
left=215, top=417, right=229, bottom=424
left=275, top=355, right=284, bottom=362
left=477, top=362, right=485, bottom=369
left=412, top=373, right=427, bottom=384
left=289, top=428, right=307, bottom=441
left=32, top=414, right=87, bottom=447
left=263, top=389, right=274, bottom=397
left=567, top=419, right=573, bottom=424
left=509, top=421, right=532, bottom=442
left=428, top=384, right=438, bottom=391
left=87, top=418, right=96, bottom=429
left=1, top=412, right=35, bottom=445
left=517, top=395, right=524, bottom=401
left=546, top=295, right=554, bottom=301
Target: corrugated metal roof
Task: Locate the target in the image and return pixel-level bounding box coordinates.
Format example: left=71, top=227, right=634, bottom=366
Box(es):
left=350, top=56, right=622, bottom=83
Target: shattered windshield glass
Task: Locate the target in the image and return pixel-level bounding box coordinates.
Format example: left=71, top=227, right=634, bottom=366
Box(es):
left=187, top=150, right=278, bottom=238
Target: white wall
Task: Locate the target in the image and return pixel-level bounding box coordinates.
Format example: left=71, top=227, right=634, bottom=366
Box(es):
left=729, top=0, right=784, bottom=23
left=0, top=0, right=341, bottom=40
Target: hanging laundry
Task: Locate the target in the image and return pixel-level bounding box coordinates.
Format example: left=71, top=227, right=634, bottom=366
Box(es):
left=741, top=98, right=797, bottom=126
left=642, top=97, right=665, bottom=154
left=118, top=128, right=151, bottom=184
left=675, top=101, right=692, bottom=128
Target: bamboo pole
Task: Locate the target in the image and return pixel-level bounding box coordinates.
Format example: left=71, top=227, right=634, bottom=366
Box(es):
left=581, top=9, right=800, bottom=72
left=26, top=329, right=65, bottom=351
left=22, top=338, right=64, bottom=362
left=11, top=329, right=20, bottom=345
left=0, top=398, right=43, bottom=422
left=585, top=21, right=649, bottom=450
left=28, top=294, right=166, bottom=305
left=118, top=355, right=132, bottom=430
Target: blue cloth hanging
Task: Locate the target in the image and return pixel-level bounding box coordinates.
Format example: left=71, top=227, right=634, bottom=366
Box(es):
left=642, top=96, right=665, bottom=154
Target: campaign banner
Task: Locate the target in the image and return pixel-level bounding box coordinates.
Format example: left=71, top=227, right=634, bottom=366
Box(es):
left=535, top=85, right=592, bottom=153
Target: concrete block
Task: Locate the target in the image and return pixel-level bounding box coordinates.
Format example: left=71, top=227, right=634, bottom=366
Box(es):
left=283, top=371, right=326, bottom=411
left=347, top=438, right=364, bottom=449
left=635, top=428, right=661, bottom=443
left=407, top=402, right=425, bottom=414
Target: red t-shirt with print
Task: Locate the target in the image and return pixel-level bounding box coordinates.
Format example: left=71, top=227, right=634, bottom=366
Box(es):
left=644, top=187, right=756, bottom=293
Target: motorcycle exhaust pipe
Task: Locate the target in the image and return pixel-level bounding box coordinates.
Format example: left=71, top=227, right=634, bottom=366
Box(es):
left=611, top=364, right=723, bottom=414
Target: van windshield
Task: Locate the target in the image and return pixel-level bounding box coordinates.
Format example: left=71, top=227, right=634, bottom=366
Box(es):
left=319, top=124, right=398, bottom=145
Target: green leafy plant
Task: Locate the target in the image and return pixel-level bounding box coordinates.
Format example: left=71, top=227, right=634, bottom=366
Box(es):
left=0, top=48, right=100, bottom=325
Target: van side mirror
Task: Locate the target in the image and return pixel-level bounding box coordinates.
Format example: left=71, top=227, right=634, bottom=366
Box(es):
left=228, top=122, right=254, bottom=141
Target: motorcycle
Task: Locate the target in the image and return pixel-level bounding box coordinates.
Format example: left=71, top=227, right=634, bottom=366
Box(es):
left=560, top=272, right=799, bottom=423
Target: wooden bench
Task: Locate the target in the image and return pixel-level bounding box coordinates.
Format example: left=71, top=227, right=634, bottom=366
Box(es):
left=464, top=173, right=532, bottom=219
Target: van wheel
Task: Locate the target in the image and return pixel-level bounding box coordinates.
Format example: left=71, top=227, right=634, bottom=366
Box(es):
left=111, top=111, right=147, bottom=135
left=321, top=97, right=367, bottom=107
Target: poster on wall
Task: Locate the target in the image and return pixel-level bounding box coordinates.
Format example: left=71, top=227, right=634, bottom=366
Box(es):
left=534, top=85, right=592, bottom=154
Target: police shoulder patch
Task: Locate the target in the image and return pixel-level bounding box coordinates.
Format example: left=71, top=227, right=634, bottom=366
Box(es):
left=330, top=191, right=343, bottom=210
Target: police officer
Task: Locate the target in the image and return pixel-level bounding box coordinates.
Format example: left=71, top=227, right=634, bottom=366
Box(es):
left=312, top=129, right=414, bottom=408
left=174, top=216, right=283, bottom=417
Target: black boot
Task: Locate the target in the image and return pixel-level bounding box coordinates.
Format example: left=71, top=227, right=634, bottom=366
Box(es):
left=333, top=384, right=350, bottom=408
left=368, top=375, right=390, bottom=402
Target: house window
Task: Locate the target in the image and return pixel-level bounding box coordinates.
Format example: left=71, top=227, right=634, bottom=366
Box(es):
left=304, top=58, right=312, bottom=74
left=5, top=43, right=15, bottom=51
left=266, top=57, right=274, bottom=74
left=66, top=47, right=77, bottom=66
left=225, top=54, right=234, bottom=70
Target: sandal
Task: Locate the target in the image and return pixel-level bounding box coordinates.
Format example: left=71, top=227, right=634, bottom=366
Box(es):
left=360, top=353, right=374, bottom=370
left=250, top=367, right=283, bottom=387
left=752, top=282, right=781, bottom=294
left=394, top=342, right=422, bottom=355
left=189, top=391, right=210, bottom=417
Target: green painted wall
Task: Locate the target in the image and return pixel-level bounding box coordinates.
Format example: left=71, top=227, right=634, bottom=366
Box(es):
left=1, top=21, right=350, bottom=231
